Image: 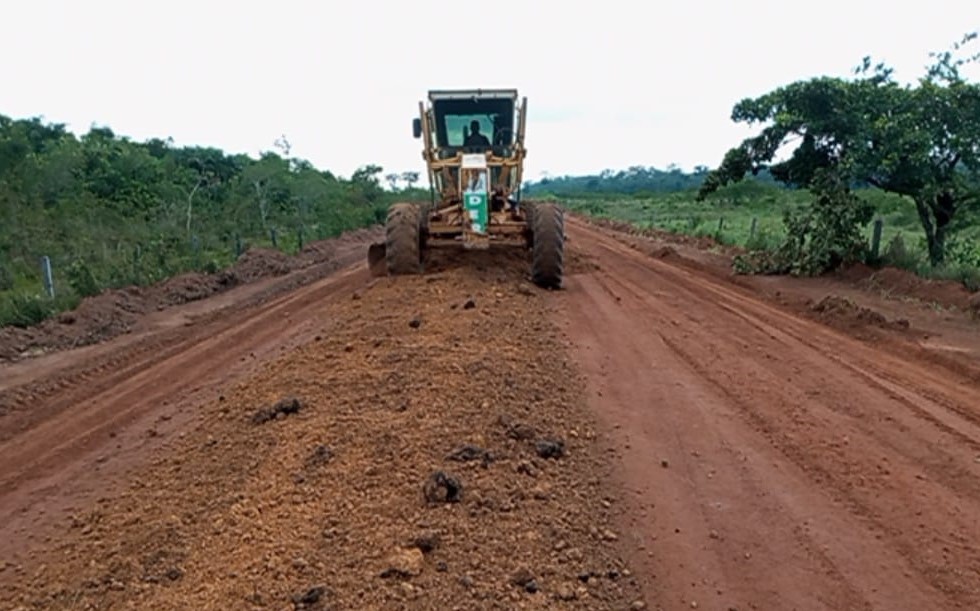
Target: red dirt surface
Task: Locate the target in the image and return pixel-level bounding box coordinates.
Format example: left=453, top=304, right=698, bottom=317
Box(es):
left=1, top=213, right=979, bottom=610
left=554, top=218, right=980, bottom=610
left=0, top=244, right=645, bottom=610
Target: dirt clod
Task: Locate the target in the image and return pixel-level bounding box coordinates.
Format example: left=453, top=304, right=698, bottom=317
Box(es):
left=535, top=438, right=566, bottom=459
left=305, top=445, right=332, bottom=468
left=380, top=548, right=424, bottom=579
left=291, top=585, right=327, bottom=607
left=445, top=444, right=492, bottom=463
left=409, top=316, right=422, bottom=329
left=251, top=396, right=303, bottom=424
left=510, top=567, right=536, bottom=588
left=412, top=533, right=441, bottom=554
left=422, top=471, right=463, bottom=503
left=463, top=298, right=477, bottom=309
left=505, top=420, right=537, bottom=441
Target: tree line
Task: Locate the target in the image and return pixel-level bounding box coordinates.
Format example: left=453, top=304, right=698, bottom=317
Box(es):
left=0, top=117, right=394, bottom=326
left=523, top=165, right=780, bottom=196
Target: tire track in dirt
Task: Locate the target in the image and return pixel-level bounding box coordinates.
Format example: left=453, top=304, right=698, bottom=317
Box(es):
left=551, top=218, right=980, bottom=610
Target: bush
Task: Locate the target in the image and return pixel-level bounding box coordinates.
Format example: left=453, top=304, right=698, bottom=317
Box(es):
left=945, top=236, right=980, bottom=269
left=744, top=225, right=782, bottom=252
left=882, top=234, right=921, bottom=270
left=0, top=265, right=12, bottom=291
left=733, top=170, right=873, bottom=276
left=66, top=259, right=101, bottom=298
left=0, top=292, right=57, bottom=328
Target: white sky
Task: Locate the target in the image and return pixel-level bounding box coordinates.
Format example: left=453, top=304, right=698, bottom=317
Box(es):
left=2, top=1, right=977, bottom=181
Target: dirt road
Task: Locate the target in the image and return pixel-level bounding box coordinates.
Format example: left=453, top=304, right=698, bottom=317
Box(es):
left=555, top=218, right=980, bottom=610
left=0, top=262, right=369, bottom=562
left=1, top=216, right=978, bottom=610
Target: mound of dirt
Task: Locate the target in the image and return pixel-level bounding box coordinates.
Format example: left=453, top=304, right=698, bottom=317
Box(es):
left=225, top=247, right=294, bottom=284
left=837, top=264, right=975, bottom=311
left=0, top=245, right=643, bottom=610
left=970, top=293, right=980, bottom=319
left=0, top=227, right=383, bottom=362
left=159, top=272, right=227, bottom=305
left=650, top=245, right=677, bottom=259
left=809, top=295, right=910, bottom=333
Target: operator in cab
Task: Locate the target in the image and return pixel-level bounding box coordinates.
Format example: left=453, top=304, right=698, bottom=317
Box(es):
left=464, top=120, right=490, bottom=147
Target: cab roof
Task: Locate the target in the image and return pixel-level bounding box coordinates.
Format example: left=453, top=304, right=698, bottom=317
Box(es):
left=428, top=89, right=518, bottom=101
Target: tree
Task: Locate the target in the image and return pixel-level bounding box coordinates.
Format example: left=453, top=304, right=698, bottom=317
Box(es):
left=351, top=164, right=384, bottom=204
left=699, top=33, right=980, bottom=264
left=384, top=173, right=400, bottom=191
left=240, top=153, right=287, bottom=230
left=400, top=171, right=420, bottom=190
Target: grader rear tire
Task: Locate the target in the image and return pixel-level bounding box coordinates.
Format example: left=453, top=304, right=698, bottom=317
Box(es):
left=385, top=203, right=421, bottom=275
left=531, top=203, right=564, bottom=289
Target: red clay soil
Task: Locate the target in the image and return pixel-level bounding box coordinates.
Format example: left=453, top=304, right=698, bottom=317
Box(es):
left=0, top=227, right=381, bottom=362
left=2, top=213, right=980, bottom=610
left=585, top=216, right=741, bottom=256
left=836, top=262, right=976, bottom=311
left=0, top=245, right=644, bottom=610
left=553, top=218, right=980, bottom=610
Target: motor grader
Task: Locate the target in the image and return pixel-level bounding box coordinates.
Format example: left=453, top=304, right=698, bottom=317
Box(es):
left=367, top=89, right=565, bottom=288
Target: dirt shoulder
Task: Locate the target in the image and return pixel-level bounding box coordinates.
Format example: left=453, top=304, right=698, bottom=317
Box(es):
left=577, top=214, right=980, bottom=370
left=0, top=227, right=383, bottom=363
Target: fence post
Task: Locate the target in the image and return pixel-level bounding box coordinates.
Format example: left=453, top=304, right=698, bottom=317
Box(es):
left=133, top=244, right=142, bottom=283
left=270, top=227, right=278, bottom=248
left=40, top=256, right=55, bottom=298
left=235, top=234, right=243, bottom=258
left=749, top=217, right=758, bottom=239
left=717, top=217, right=724, bottom=232
left=298, top=226, right=304, bottom=250
left=870, top=218, right=884, bottom=261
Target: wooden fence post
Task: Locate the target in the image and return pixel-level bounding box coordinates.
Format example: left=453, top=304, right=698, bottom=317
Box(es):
left=871, top=218, right=884, bottom=260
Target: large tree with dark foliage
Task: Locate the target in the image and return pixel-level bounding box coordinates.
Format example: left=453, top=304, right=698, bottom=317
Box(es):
left=699, top=33, right=980, bottom=264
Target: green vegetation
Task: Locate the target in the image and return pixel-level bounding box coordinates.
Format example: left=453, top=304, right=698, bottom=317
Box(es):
left=0, top=116, right=408, bottom=328
left=550, top=177, right=980, bottom=289
left=700, top=32, right=980, bottom=267
left=524, top=165, right=779, bottom=197
left=535, top=32, right=980, bottom=291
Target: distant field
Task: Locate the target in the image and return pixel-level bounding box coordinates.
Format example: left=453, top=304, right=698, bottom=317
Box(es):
left=554, top=183, right=980, bottom=289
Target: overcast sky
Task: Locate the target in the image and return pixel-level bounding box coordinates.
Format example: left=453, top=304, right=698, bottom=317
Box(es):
left=3, top=1, right=977, bottom=180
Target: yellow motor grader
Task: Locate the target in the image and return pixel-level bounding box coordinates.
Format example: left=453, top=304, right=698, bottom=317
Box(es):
left=367, top=89, right=564, bottom=288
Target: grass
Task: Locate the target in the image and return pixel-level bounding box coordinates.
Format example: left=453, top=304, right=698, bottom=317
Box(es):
left=557, top=185, right=980, bottom=290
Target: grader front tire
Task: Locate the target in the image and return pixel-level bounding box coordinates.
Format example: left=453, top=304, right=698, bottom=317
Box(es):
left=385, top=203, right=422, bottom=275
left=531, top=203, right=565, bottom=289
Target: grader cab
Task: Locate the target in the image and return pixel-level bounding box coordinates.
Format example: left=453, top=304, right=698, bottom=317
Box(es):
left=367, top=89, right=565, bottom=288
